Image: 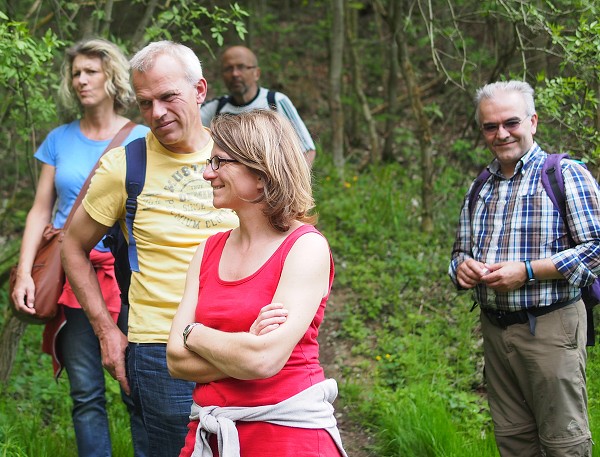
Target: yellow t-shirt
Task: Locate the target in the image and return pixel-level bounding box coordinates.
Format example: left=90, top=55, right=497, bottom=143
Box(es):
left=83, top=131, right=239, bottom=343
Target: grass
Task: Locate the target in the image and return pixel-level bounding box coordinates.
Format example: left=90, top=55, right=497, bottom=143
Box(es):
left=0, top=316, right=133, bottom=457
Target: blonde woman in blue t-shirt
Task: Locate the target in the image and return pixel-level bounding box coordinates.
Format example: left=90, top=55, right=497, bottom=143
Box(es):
left=11, top=38, right=149, bottom=457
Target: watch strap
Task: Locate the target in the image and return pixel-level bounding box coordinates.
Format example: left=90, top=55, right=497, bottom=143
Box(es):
left=524, top=260, right=535, bottom=283
left=183, top=322, right=201, bottom=349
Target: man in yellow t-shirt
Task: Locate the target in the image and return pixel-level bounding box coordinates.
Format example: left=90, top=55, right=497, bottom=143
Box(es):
left=62, top=41, right=238, bottom=457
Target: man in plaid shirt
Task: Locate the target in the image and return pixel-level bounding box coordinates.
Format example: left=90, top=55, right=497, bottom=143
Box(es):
left=449, top=80, right=600, bottom=457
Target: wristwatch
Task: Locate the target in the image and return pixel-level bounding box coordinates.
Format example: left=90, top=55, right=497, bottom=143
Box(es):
left=524, top=260, right=536, bottom=285
left=183, top=323, right=201, bottom=349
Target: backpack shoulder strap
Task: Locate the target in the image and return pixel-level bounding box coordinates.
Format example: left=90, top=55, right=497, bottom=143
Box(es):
left=468, top=168, right=492, bottom=218
left=267, top=90, right=277, bottom=111
left=215, top=96, right=231, bottom=115
left=124, top=137, right=147, bottom=273
left=541, top=153, right=570, bottom=223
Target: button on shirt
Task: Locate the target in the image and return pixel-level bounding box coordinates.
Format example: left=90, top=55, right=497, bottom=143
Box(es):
left=449, top=143, right=600, bottom=311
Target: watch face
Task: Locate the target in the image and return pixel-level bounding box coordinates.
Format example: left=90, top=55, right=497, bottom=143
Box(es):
left=183, top=323, right=198, bottom=348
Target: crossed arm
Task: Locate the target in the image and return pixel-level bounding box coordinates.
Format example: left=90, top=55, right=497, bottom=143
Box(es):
left=167, top=232, right=330, bottom=382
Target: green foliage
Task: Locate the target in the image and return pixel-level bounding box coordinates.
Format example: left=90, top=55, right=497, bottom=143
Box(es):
left=0, top=14, right=63, bottom=239
left=0, top=15, right=62, bottom=142
left=536, top=76, right=599, bottom=155
left=315, top=150, right=470, bottom=325
left=536, top=15, right=600, bottom=161
left=0, top=299, right=132, bottom=456
left=143, top=2, right=248, bottom=57
left=339, top=382, right=497, bottom=457
left=371, top=384, right=498, bottom=457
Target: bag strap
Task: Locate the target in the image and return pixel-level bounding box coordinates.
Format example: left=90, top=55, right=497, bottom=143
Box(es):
left=468, top=167, right=492, bottom=218
left=123, top=137, right=147, bottom=273
left=541, top=153, right=569, bottom=221
left=541, top=153, right=574, bottom=245
left=267, top=90, right=277, bottom=111
left=215, top=95, right=230, bottom=115
left=62, top=121, right=137, bottom=230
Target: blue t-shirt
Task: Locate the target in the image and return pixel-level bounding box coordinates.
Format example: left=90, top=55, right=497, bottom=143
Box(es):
left=34, top=120, right=150, bottom=251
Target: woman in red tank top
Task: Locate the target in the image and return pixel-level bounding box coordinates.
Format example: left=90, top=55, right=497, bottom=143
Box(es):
left=167, top=110, right=347, bottom=457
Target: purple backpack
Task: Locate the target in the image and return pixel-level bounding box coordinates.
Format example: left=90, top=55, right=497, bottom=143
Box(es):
left=469, top=154, right=600, bottom=345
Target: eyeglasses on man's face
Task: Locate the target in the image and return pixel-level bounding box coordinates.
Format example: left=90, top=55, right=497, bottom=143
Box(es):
left=222, top=64, right=257, bottom=75
left=481, top=115, right=531, bottom=135
left=206, top=156, right=238, bottom=171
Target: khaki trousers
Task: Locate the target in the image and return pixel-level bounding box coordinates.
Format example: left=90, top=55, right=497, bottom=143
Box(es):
left=481, top=300, right=591, bottom=457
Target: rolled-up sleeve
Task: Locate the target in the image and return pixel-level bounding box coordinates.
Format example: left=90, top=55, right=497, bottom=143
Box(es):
left=551, top=161, right=600, bottom=287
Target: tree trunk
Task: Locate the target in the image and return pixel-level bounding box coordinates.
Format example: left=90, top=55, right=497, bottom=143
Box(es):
left=329, top=0, right=345, bottom=172
left=247, top=0, right=268, bottom=48
left=343, top=4, right=360, bottom=148
left=382, top=0, right=401, bottom=162
left=131, top=0, right=160, bottom=52
left=0, top=313, right=28, bottom=385
left=395, top=0, right=434, bottom=233
left=99, top=0, right=114, bottom=37
left=346, top=7, right=380, bottom=165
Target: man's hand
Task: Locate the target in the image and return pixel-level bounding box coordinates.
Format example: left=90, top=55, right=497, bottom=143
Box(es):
left=479, top=261, right=527, bottom=292
left=249, top=303, right=288, bottom=336
left=98, top=326, right=131, bottom=394
left=456, top=258, right=490, bottom=289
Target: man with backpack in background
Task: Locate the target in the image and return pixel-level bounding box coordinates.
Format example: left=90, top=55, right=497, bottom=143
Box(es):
left=201, top=45, right=317, bottom=166
left=61, top=41, right=239, bottom=456
left=448, top=80, right=600, bottom=456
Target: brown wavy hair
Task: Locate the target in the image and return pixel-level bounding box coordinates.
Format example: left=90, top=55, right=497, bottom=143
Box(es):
left=210, top=110, right=317, bottom=232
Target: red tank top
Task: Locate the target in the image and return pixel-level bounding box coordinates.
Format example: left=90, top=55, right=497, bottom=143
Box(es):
left=180, top=224, right=341, bottom=457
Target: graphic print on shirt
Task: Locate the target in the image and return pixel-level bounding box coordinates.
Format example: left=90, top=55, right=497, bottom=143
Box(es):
left=138, top=161, right=232, bottom=230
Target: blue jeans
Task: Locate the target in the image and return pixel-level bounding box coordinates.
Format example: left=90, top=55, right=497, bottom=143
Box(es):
left=117, top=306, right=150, bottom=457
left=60, top=307, right=149, bottom=457
left=126, top=343, right=195, bottom=457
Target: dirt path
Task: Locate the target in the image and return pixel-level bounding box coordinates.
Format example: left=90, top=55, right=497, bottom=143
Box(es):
left=318, top=292, right=375, bottom=457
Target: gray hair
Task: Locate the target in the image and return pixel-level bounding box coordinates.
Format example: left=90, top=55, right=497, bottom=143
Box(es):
left=129, top=41, right=203, bottom=86
left=474, top=81, right=536, bottom=125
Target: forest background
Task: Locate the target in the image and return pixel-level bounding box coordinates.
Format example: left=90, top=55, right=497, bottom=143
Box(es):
left=0, top=0, right=599, bottom=456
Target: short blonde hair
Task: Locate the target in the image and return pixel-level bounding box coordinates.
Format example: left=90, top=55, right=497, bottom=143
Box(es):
left=59, top=38, right=134, bottom=114
left=210, top=110, right=316, bottom=231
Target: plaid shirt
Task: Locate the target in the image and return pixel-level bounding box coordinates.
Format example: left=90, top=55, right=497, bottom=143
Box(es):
left=449, top=143, right=600, bottom=312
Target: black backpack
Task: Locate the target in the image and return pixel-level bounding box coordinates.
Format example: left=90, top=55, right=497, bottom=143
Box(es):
left=103, top=137, right=146, bottom=306
left=215, top=90, right=277, bottom=115
left=468, top=154, right=600, bottom=345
